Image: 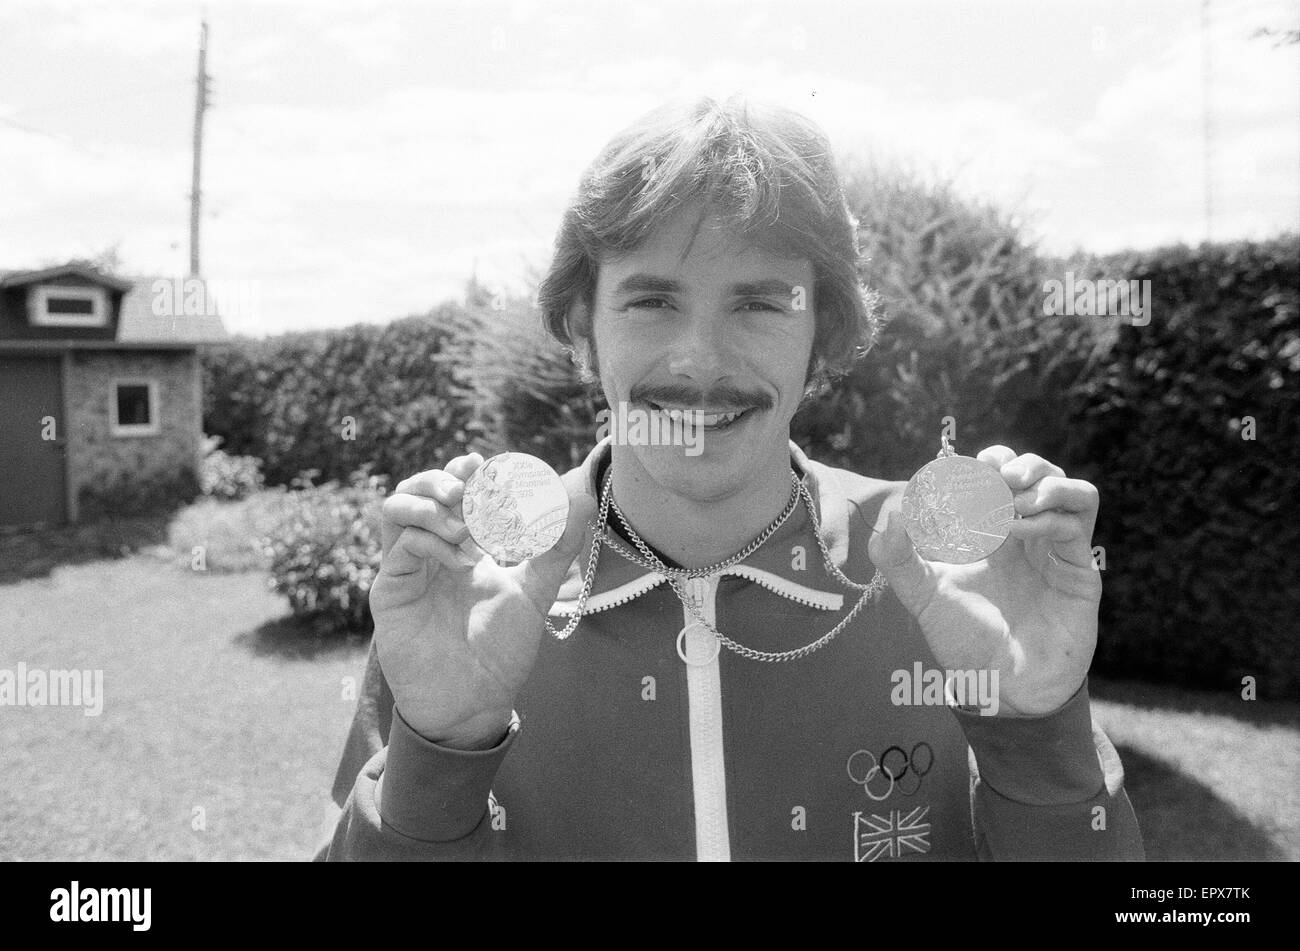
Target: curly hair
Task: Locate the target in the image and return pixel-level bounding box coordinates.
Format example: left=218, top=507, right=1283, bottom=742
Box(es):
left=535, top=95, right=881, bottom=394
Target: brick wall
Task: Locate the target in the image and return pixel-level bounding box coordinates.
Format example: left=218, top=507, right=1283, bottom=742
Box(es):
left=65, top=350, right=202, bottom=517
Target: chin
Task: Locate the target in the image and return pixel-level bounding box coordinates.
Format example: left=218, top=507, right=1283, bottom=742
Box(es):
left=625, top=433, right=771, bottom=502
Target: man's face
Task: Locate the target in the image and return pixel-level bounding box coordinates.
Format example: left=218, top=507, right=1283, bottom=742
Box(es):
left=586, top=202, right=817, bottom=501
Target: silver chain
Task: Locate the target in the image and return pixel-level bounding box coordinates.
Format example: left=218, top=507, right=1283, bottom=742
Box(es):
left=546, top=465, right=889, bottom=661
left=608, top=470, right=803, bottom=579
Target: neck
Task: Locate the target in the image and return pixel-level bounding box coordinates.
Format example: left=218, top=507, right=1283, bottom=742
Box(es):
left=607, top=442, right=796, bottom=569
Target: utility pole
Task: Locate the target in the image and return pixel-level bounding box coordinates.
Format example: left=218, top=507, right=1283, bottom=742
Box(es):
left=1201, top=0, right=1214, bottom=244
left=189, top=20, right=210, bottom=277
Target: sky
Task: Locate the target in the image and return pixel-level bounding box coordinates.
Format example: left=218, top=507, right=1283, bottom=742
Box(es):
left=1, top=0, right=1297, bottom=336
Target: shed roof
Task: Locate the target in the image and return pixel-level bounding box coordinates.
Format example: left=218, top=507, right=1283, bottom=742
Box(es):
left=0, top=267, right=229, bottom=347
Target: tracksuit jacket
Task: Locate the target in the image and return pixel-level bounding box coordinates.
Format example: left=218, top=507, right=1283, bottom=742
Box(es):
left=320, top=438, right=1145, bottom=861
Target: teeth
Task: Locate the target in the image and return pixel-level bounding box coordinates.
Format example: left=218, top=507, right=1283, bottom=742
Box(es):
left=648, top=405, right=744, bottom=427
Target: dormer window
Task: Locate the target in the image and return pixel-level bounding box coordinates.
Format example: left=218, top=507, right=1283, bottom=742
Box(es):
left=28, top=284, right=109, bottom=328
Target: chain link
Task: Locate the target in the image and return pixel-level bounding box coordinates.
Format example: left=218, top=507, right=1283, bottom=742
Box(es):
left=547, top=465, right=889, bottom=661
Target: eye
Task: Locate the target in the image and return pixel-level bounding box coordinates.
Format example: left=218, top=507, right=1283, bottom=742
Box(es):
left=626, top=297, right=671, bottom=311
left=738, top=299, right=785, bottom=313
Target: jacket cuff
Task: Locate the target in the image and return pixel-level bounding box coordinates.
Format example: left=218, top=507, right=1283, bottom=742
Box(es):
left=951, top=678, right=1104, bottom=806
left=376, top=704, right=519, bottom=842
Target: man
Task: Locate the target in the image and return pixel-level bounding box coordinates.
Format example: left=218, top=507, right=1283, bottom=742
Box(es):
left=320, top=96, right=1144, bottom=861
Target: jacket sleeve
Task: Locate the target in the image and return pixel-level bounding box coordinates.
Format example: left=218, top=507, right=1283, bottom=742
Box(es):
left=951, top=678, right=1145, bottom=861
left=314, top=641, right=516, bottom=861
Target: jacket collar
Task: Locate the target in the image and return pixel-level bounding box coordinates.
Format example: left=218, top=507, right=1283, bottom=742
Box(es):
left=549, top=438, right=860, bottom=617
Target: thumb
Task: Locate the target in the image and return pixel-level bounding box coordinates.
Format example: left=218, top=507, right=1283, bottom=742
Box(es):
left=868, top=503, right=936, bottom=618
left=517, top=493, right=599, bottom=603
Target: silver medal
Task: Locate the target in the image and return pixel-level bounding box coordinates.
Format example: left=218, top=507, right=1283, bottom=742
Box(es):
left=902, top=435, right=1015, bottom=564
left=462, top=452, right=569, bottom=566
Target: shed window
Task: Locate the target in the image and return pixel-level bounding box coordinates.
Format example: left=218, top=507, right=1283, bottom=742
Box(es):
left=28, top=285, right=109, bottom=327
left=110, top=380, right=160, bottom=436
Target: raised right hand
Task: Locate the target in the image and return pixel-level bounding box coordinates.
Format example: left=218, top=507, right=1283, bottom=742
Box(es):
left=368, top=452, right=597, bottom=749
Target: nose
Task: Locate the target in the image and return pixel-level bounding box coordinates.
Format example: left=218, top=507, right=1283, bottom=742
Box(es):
left=666, top=310, right=734, bottom=385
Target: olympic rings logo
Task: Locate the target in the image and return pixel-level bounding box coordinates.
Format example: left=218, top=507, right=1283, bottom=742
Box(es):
left=846, top=743, right=935, bottom=801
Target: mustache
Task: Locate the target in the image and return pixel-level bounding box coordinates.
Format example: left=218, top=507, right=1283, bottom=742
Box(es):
left=628, top=382, right=773, bottom=412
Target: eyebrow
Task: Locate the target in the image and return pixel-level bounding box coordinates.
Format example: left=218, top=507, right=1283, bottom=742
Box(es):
left=611, top=274, right=800, bottom=298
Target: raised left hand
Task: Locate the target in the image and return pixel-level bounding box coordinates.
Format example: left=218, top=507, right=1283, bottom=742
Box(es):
left=868, top=446, right=1103, bottom=717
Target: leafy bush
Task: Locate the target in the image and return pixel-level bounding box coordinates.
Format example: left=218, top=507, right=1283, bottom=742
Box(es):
left=792, top=163, right=1110, bottom=477
left=263, top=470, right=387, bottom=633
left=444, top=284, right=602, bottom=473
left=198, top=158, right=1297, bottom=695
left=202, top=306, right=477, bottom=486
left=199, top=435, right=265, bottom=500
left=78, top=467, right=201, bottom=522
left=167, top=488, right=291, bottom=573
left=1067, top=236, right=1300, bottom=698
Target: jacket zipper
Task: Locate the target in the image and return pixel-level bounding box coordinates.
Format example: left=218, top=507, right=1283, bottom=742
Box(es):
left=683, top=575, right=731, bottom=862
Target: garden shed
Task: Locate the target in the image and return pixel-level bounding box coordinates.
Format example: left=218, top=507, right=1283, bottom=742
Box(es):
left=0, top=263, right=227, bottom=528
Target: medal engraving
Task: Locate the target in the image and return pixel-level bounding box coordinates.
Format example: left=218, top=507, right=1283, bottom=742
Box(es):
left=902, top=454, right=1015, bottom=565
left=463, top=452, right=569, bottom=565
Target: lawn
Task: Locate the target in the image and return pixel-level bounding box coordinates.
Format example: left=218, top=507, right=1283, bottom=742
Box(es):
left=0, top=536, right=1295, bottom=861
left=0, top=549, right=369, bottom=861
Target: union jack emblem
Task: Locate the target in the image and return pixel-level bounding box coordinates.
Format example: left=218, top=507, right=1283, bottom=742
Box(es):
left=853, top=807, right=931, bottom=862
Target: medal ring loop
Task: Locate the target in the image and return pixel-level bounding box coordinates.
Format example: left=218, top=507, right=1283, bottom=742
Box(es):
left=677, top=624, right=721, bottom=666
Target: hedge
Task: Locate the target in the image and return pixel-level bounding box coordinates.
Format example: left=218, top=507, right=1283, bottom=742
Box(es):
left=1065, top=237, right=1300, bottom=697
left=200, top=172, right=1298, bottom=695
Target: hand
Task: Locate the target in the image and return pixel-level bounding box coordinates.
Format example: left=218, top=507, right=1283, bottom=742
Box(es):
left=868, top=446, right=1103, bottom=716
left=368, top=452, right=597, bottom=748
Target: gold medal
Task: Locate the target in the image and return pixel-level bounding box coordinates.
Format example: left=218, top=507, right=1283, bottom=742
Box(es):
left=902, top=434, right=1015, bottom=564
left=462, top=452, right=569, bottom=566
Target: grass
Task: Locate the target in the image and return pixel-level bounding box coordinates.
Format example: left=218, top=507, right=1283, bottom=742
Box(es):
left=1090, top=678, right=1300, bottom=861
left=0, top=549, right=369, bottom=861
left=0, top=507, right=1295, bottom=860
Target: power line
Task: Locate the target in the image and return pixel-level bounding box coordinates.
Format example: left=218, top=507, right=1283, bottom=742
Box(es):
left=0, top=115, right=107, bottom=157
left=9, top=79, right=184, bottom=118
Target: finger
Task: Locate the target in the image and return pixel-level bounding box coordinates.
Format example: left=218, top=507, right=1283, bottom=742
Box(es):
left=999, top=453, right=1066, bottom=492
left=867, top=498, right=937, bottom=618
left=393, top=469, right=466, bottom=506
left=1003, top=511, right=1097, bottom=571
left=1006, top=511, right=1086, bottom=544
left=975, top=445, right=1018, bottom=470
left=384, top=525, right=477, bottom=577
left=382, top=494, right=470, bottom=544
left=445, top=452, right=485, bottom=483
left=380, top=493, right=469, bottom=559
left=1012, top=476, right=1099, bottom=518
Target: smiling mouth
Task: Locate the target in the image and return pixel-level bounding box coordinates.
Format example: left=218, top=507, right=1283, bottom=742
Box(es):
left=644, top=401, right=758, bottom=430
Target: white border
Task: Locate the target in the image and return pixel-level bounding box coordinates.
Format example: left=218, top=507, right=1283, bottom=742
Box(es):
left=109, top=378, right=160, bottom=437
left=28, top=285, right=109, bottom=328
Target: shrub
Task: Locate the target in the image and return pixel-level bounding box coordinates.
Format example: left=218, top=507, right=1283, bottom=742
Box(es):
left=167, top=488, right=291, bottom=573
left=1067, top=236, right=1300, bottom=698
left=78, top=467, right=201, bottom=522
left=263, top=470, right=386, bottom=633
left=202, top=307, right=476, bottom=487
left=199, top=435, right=265, bottom=500
left=792, top=163, right=1109, bottom=478
left=445, top=285, right=602, bottom=473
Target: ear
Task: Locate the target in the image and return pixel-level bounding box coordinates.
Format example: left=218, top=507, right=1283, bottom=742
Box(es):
left=564, top=299, right=600, bottom=385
